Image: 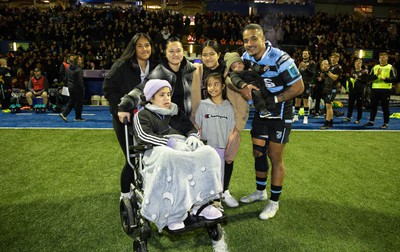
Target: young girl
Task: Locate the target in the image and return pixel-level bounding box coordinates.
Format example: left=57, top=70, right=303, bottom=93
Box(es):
left=195, top=73, right=239, bottom=208
left=120, top=79, right=223, bottom=231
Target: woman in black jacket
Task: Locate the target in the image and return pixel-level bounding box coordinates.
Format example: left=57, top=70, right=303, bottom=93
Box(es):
left=102, top=33, right=157, bottom=200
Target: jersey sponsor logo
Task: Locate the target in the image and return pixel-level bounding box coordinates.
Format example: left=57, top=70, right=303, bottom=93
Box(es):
left=288, top=63, right=300, bottom=78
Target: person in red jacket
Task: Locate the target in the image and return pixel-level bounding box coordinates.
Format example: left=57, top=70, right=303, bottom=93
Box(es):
left=26, top=68, right=49, bottom=108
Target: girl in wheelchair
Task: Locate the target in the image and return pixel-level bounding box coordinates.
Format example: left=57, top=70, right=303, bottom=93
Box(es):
left=118, top=79, right=223, bottom=232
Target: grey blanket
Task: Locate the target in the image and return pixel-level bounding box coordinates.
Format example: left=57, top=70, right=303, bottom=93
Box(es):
left=140, top=145, right=222, bottom=231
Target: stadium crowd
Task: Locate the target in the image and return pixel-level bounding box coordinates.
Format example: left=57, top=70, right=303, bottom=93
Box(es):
left=0, top=4, right=399, bottom=95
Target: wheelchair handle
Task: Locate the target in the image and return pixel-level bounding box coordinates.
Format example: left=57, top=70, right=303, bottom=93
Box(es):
left=123, top=116, right=129, bottom=125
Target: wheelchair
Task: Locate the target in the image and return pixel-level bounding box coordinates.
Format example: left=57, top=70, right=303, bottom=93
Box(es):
left=119, top=118, right=225, bottom=252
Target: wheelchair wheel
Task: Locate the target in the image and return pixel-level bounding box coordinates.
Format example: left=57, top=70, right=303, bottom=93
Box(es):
left=207, top=223, right=223, bottom=241
left=133, top=238, right=148, bottom=252
left=120, top=197, right=135, bottom=235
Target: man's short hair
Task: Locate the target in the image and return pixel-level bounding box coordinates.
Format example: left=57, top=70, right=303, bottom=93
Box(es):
left=242, top=23, right=264, bottom=35
left=379, top=52, right=388, bottom=57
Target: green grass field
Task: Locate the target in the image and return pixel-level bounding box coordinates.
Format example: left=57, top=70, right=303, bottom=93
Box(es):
left=1, top=129, right=399, bottom=252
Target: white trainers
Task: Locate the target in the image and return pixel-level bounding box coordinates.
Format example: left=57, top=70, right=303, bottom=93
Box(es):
left=259, top=200, right=279, bottom=220
left=193, top=204, right=223, bottom=220
left=168, top=221, right=185, bottom=231
left=293, top=114, right=299, bottom=122
left=240, top=190, right=268, bottom=203
left=303, top=116, right=308, bottom=124
left=222, top=190, right=239, bottom=208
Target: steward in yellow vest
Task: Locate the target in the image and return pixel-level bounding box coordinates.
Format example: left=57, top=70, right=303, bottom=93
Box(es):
left=364, top=52, right=398, bottom=129
left=371, top=63, right=396, bottom=90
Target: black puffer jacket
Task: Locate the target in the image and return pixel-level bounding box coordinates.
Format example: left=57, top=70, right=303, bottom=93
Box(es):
left=118, top=58, right=196, bottom=117
left=102, top=59, right=157, bottom=118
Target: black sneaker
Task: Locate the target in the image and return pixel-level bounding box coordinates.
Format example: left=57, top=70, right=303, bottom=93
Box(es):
left=380, top=124, right=388, bottom=129
left=74, top=118, right=86, bottom=122
left=363, top=121, right=374, bottom=127
left=320, top=124, right=330, bottom=130
left=342, top=117, right=351, bottom=122
left=59, top=113, right=68, bottom=122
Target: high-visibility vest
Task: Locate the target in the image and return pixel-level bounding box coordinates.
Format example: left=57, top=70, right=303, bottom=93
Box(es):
left=346, top=77, right=355, bottom=92
left=372, top=64, right=393, bottom=89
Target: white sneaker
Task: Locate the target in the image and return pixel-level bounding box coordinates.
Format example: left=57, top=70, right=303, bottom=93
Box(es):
left=293, top=114, right=299, bottom=122
left=303, top=116, right=308, bottom=124
left=193, top=205, right=223, bottom=220
left=168, top=221, right=185, bottom=230
left=222, top=190, right=239, bottom=208
left=240, top=190, right=268, bottom=203
left=259, top=200, right=279, bottom=220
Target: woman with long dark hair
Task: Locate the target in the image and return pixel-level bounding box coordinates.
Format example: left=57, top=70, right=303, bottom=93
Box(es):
left=103, top=33, right=157, bottom=200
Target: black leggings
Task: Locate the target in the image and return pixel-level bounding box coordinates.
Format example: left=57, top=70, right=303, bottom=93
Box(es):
left=113, top=116, right=134, bottom=193
left=224, top=161, right=234, bottom=192
left=346, top=92, right=363, bottom=120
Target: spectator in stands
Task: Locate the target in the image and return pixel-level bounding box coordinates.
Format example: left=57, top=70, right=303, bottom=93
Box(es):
left=161, top=26, right=171, bottom=44
left=26, top=68, right=49, bottom=108
left=43, top=57, right=59, bottom=87
left=261, top=14, right=283, bottom=47
left=14, top=68, right=28, bottom=90
left=102, top=33, right=157, bottom=200
left=364, top=52, right=398, bottom=129
left=59, top=55, right=85, bottom=122
left=1, top=4, right=400, bottom=88
left=59, top=54, right=71, bottom=87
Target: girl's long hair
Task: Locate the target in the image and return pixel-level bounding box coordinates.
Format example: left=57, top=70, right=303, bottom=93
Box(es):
left=119, top=33, right=154, bottom=63
left=205, top=72, right=227, bottom=100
